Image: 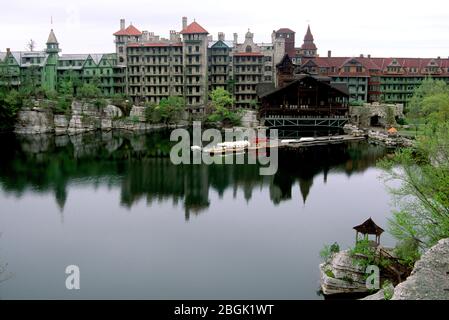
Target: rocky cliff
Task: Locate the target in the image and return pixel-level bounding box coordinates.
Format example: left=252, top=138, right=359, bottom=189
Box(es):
left=392, top=238, right=449, bottom=300
left=14, top=101, right=185, bottom=135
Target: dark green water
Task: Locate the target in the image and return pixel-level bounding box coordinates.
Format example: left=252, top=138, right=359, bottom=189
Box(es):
left=0, top=131, right=395, bottom=299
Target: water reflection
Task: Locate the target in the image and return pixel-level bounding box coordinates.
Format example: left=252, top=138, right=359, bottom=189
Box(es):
left=0, top=131, right=388, bottom=221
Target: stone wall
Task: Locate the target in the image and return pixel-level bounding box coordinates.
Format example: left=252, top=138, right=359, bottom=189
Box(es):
left=349, top=102, right=404, bottom=128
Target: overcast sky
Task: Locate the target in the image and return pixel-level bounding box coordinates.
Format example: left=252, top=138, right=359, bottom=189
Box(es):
left=1, top=0, right=449, bottom=58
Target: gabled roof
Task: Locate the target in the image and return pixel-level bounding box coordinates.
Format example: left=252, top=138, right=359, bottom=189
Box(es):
left=259, top=74, right=349, bottom=98
left=113, top=24, right=142, bottom=36
left=59, top=54, right=89, bottom=60
left=208, top=40, right=234, bottom=49
left=276, top=28, right=295, bottom=34
left=47, top=29, right=58, bottom=44
left=353, top=218, right=384, bottom=236
left=180, top=21, right=208, bottom=34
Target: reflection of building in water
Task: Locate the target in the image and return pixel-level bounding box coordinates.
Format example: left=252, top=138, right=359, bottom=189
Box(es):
left=184, top=165, right=210, bottom=221
left=0, top=132, right=389, bottom=221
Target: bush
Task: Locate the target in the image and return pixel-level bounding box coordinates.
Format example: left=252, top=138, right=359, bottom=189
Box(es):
left=320, top=242, right=340, bottom=262
left=382, top=280, right=394, bottom=300
left=394, top=238, right=420, bottom=269
left=54, top=95, right=72, bottom=114
left=77, top=83, right=102, bottom=99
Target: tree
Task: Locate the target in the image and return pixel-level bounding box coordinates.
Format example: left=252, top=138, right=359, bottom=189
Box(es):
left=379, top=121, right=449, bottom=250
left=26, top=39, right=36, bottom=52
left=408, top=78, right=449, bottom=126
left=145, top=96, right=185, bottom=124
left=207, top=88, right=241, bottom=126
left=77, top=82, right=102, bottom=99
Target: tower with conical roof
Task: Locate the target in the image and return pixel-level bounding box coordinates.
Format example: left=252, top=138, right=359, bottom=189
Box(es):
left=44, top=29, right=60, bottom=91
left=299, top=25, right=317, bottom=58
left=180, top=18, right=209, bottom=112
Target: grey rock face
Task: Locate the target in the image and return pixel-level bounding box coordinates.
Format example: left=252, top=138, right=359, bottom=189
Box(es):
left=392, top=238, right=449, bottom=300
left=240, top=110, right=260, bottom=128
left=54, top=115, right=69, bottom=135
left=14, top=107, right=55, bottom=134
left=320, top=250, right=369, bottom=295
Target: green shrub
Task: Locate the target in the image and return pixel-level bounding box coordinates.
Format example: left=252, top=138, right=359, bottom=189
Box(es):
left=324, top=269, right=335, bottom=278
left=394, top=238, right=420, bottom=269
left=382, top=280, right=394, bottom=300
left=320, top=242, right=340, bottom=262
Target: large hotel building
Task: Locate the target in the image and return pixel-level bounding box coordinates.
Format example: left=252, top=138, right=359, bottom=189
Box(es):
left=1, top=17, right=449, bottom=109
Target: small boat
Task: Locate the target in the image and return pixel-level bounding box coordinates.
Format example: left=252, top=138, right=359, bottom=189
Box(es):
left=330, top=136, right=344, bottom=141
left=281, top=139, right=301, bottom=144
left=299, top=137, right=315, bottom=143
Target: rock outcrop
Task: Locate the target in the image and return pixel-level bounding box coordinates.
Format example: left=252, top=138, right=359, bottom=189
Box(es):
left=392, top=238, right=449, bottom=300
left=320, top=250, right=369, bottom=295
left=15, top=107, right=54, bottom=134
left=14, top=101, right=185, bottom=135
left=240, top=110, right=260, bottom=128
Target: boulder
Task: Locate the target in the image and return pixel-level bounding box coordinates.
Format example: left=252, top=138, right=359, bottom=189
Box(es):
left=103, top=105, right=123, bottom=119
left=54, top=115, right=69, bottom=135
left=320, top=250, right=369, bottom=295
left=392, top=238, right=449, bottom=300
left=14, top=107, right=54, bottom=134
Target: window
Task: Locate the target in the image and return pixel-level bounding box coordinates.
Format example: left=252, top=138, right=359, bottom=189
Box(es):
left=245, top=45, right=252, bottom=53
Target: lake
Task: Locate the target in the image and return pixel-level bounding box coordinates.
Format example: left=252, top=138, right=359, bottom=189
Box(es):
left=0, top=130, right=396, bottom=299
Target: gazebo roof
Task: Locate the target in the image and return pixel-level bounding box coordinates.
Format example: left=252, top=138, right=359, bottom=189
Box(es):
left=353, top=218, right=384, bottom=236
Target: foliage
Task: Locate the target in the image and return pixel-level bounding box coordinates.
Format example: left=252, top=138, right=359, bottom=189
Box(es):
left=76, top=83, right=102, bottom=99
left=324, top=269, right=335, bottom=278
left=0, top=89, right=26, bottom=129
left=319, top=242, right=340, bottom=262
left=408, top=78, right=449, bottom=126
left=144, top=96, right=184, bottom=124
left=207, top=88, right=242, bottom=126
left=382, top=280, right=394, bottom=300
left=349, top=239, right=391, bottom=269
left=393, top=238, right=421, bottom=269
left=350, top=100, right=364, bottom=107
left=379, top=121, right=449, bottom=248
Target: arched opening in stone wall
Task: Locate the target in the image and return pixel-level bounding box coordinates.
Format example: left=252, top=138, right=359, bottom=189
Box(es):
left=370, top=115, right=381, bottom=127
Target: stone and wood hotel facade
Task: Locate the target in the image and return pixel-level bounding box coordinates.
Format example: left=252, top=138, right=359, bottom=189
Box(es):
left=1, top=17, right=449, bottom=111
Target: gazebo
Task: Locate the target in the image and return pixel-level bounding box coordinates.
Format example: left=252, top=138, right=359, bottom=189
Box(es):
left=353, top=218, right=384, bottom=245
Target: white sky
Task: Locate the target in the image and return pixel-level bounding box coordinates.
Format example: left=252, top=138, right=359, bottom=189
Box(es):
left=1, top=0, right=449, bottom=58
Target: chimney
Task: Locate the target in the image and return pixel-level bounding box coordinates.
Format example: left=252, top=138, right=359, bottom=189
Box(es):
left=218, top=32, right=225, bottom=41
left=360, top=54, right=364, bottom=58
left=207, top=35, right=213, bottom=42
left=120, top=19, right=125, bottom=30
left=182, top=17, right=187, bottom=30
left=6, top=48, right=10, bottom=53
left=368, top=54, right=371, bottom=59
left=327, top=50, right=331, bottom=58
left=142, top=31, right=149, bottom=41
left=233, top=33, right=238, bottom=45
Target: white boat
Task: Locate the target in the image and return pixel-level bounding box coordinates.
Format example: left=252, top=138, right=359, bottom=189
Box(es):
left=216, top=141, right=250, bottom=149
left=299, top=137, right=315, bottom=142
left=191, top=145, right=202, bottom=151
left=281, top=139, right=301, bottom=144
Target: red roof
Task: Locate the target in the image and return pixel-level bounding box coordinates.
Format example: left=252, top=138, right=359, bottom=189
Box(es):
left=301, top=56, right=449, bottom=76
left=304, top=25, right=314, bottom=41
left=113, top=25, right=142, bottom=36
left=276, top=28, right=295, bottom=34
left=180, top=21, right=208, bottom=34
